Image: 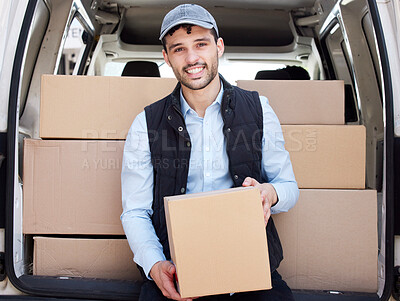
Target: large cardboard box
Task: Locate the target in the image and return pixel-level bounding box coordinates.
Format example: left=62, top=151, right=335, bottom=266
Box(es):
left=274, top=189, right=378, bottom=292
left=40, top=75, right=177, bottom=139
left=23, top=139, right=125, bottom=234
left=236, top=80, right=344, bottom=124
left=282, top=125, right=366, bottom=188
left=33, top=237, right=142, bottom=281
left=164, top=187, right=271, bottom=298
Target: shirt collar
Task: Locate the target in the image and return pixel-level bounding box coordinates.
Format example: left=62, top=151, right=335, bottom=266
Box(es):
left=180, top=80, right=224, bottom=118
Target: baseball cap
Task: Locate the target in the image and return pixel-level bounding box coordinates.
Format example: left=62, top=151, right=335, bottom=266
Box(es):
left=159, top=4, right=219, bottom=40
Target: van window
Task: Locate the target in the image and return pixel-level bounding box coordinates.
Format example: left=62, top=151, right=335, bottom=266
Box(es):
left=104, top=60, right=287, bottom=83
left=323, top=21, right=359, bottom=123
left=57, top=16, right=92, bottom=75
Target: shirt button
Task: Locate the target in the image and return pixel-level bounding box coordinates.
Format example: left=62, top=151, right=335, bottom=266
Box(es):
left=205, top=146, right=210, bottom=151
left=234, top=174, right=239, bottom=180
left=227, top=128, right=231, bottom=133
left=186, top=141, right=191, bottom=147
left=178, top=126, right=183, bottom=132
left=206, top=172, right=210, bottom=177
left=180, top=187, right=185, bottom=193
left=167, top=115, right=172, bottom=120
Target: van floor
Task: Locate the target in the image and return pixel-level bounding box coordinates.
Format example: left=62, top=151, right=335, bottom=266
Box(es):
left=0, top=292, right=380, bottom=300
left=293, top=291, right=379, bottom=300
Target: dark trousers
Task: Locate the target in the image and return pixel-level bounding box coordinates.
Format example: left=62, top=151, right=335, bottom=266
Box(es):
left=139, top=270, right=294, bottom=301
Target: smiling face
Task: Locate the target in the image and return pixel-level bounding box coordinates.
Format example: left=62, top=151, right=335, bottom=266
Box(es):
left=162, top=25, right=224, bottom=91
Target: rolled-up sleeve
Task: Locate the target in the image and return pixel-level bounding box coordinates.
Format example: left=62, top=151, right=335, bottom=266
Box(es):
left=121, top=111, right=165, bottom=279
left=259, top=96, right=299, bottom=214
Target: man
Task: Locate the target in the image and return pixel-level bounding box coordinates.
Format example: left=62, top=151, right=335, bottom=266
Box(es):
left=121, top=4, right=299, bottom=301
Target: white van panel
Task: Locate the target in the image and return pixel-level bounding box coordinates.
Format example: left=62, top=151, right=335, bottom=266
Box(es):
left=377, top=0, right=400, bottom=136
left=0, top=0, right=29, bottom=132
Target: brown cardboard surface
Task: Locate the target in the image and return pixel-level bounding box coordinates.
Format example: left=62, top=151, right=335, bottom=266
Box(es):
left=282, top=125, right=366, bottom=188
left=40, top=75, right=177, bottom=139
left=33, top=237, right=141, bottom=281
left=23, top=139, right=125, bottom=234
left=236, top=80, right=344, bottom=124
left=164, top=187, right=271, bottom=298
left=274, top=189, right=378, bottom=293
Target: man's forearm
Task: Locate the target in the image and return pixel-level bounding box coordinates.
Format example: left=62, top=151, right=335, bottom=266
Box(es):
left=121, top=209, right=166, bottom=279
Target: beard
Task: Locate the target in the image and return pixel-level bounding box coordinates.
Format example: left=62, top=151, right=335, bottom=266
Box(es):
left=171, top=55, right=219, bottom=91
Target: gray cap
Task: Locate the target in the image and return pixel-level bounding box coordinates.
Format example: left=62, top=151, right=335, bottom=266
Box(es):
left=159, top=4, right=219, bottom=40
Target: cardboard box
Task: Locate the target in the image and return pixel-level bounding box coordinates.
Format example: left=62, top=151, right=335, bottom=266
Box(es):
left=236, top=80, right=344, bottom=124
left=274, top=189, right=378, bottom=292
left=164, top=187, right=271, bottom=298
left=40, top=75, right=177, bottom=139
left=23, top=139, right=125, bottom=234
left=33, top=237, right=142, bottom=281
left=282, top=125, right=366, bottom=188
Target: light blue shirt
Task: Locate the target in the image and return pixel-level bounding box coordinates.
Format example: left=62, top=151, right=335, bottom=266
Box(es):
left=121, top=82, right=299, bottom=279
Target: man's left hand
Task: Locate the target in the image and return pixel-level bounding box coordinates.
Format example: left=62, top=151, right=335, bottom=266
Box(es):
left=242, top=177, right=277, bottom=225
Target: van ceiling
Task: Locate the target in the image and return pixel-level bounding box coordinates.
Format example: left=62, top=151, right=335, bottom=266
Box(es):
left=105, top=0, right=317, bottom=46
left=105, top=0, right=316, bottom=10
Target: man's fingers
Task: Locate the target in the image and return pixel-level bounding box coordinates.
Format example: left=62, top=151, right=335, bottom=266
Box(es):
left=167, top=261, right=176, bottom=275
left=151, top=261, right=185, bottom=300
left=260, top=190, right=268, bottom=204
left=264, top=205, right=271, bottom=225
left=262, top=193, right=272, bottom=225
left=162, top=278, right=181, bottom=300
left=264, top=209, right=271, bottom=225
left=242, top=177, right=259, bottom=187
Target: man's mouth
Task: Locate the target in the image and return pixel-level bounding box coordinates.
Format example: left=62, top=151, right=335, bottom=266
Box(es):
left=185, top=65, right=205, bottom=75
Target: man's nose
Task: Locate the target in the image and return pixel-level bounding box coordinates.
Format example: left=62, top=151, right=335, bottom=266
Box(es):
left=185, top=49, right=200, bottom=65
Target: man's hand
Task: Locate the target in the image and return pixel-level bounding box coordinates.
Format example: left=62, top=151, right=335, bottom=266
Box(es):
left=149, top=261, right=196, bottom=301
left=242, top=177, right=278, bottom=225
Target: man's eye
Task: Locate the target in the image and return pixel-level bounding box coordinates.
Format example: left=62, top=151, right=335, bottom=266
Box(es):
left=198, top=43, right=207, bottom=47
left=174, top=48, right=183, bottom=53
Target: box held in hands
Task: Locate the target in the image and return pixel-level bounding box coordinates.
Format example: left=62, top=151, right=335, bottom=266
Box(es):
left=164, top=187, right=271, bottom=298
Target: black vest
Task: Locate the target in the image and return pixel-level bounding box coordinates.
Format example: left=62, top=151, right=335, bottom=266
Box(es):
left=144, top=75, right=283, bottom=275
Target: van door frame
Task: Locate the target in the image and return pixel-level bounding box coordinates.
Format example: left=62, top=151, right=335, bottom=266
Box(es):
left=4, top=0, right=140, bottom=299
left=317, top=0, right=395, bottom=300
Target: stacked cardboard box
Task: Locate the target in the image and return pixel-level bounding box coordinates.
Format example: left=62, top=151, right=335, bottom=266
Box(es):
left=33, top=237, right=142, bottom=281
left=237, top=80, right=365, bottom=189
left=237, top=80, right=377, bottom=293
left=24, top=75, right=177, bottom=281
left=24, top=75, right=378, bottom=292
left=39, top=75, right=177, bottom=139
left=273, top=189, right=377, bottom=293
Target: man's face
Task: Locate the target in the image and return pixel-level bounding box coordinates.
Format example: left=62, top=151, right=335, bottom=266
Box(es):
left=162, top=26, right=224, bottom=91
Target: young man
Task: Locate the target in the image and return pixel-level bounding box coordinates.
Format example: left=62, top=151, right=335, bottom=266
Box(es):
left=121, top=4, right=299, bottom=301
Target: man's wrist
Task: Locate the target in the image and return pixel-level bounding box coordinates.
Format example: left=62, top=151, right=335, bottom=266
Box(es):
left=149, top=260, right=162, bottom=280
left=268, top=183, right=279, bottom=207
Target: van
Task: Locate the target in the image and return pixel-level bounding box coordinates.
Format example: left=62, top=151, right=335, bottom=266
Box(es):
left=0, top=0, right=399, bottom=300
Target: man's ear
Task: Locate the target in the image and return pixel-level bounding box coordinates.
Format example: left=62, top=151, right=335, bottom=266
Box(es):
left=217, top=37, right=225, bottom=58
left=162, top=49, right=171, bottom=67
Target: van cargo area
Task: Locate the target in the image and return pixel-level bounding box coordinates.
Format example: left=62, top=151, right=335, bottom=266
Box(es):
left=1, top=0, right=398, bottom=300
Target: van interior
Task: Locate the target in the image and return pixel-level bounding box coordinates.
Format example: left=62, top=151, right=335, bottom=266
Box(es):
left=4, top=0, right=393, bottom=300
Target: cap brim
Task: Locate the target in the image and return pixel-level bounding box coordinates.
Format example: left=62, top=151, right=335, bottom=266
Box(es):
left=159, top=20, right=214, bottom=40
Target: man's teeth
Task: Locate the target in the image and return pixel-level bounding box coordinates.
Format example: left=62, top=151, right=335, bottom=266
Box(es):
left=187, top=67, right=204, bottom=74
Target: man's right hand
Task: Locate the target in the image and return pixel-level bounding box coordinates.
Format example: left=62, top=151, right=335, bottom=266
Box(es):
left=149, top=260, right=195, bottom=301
